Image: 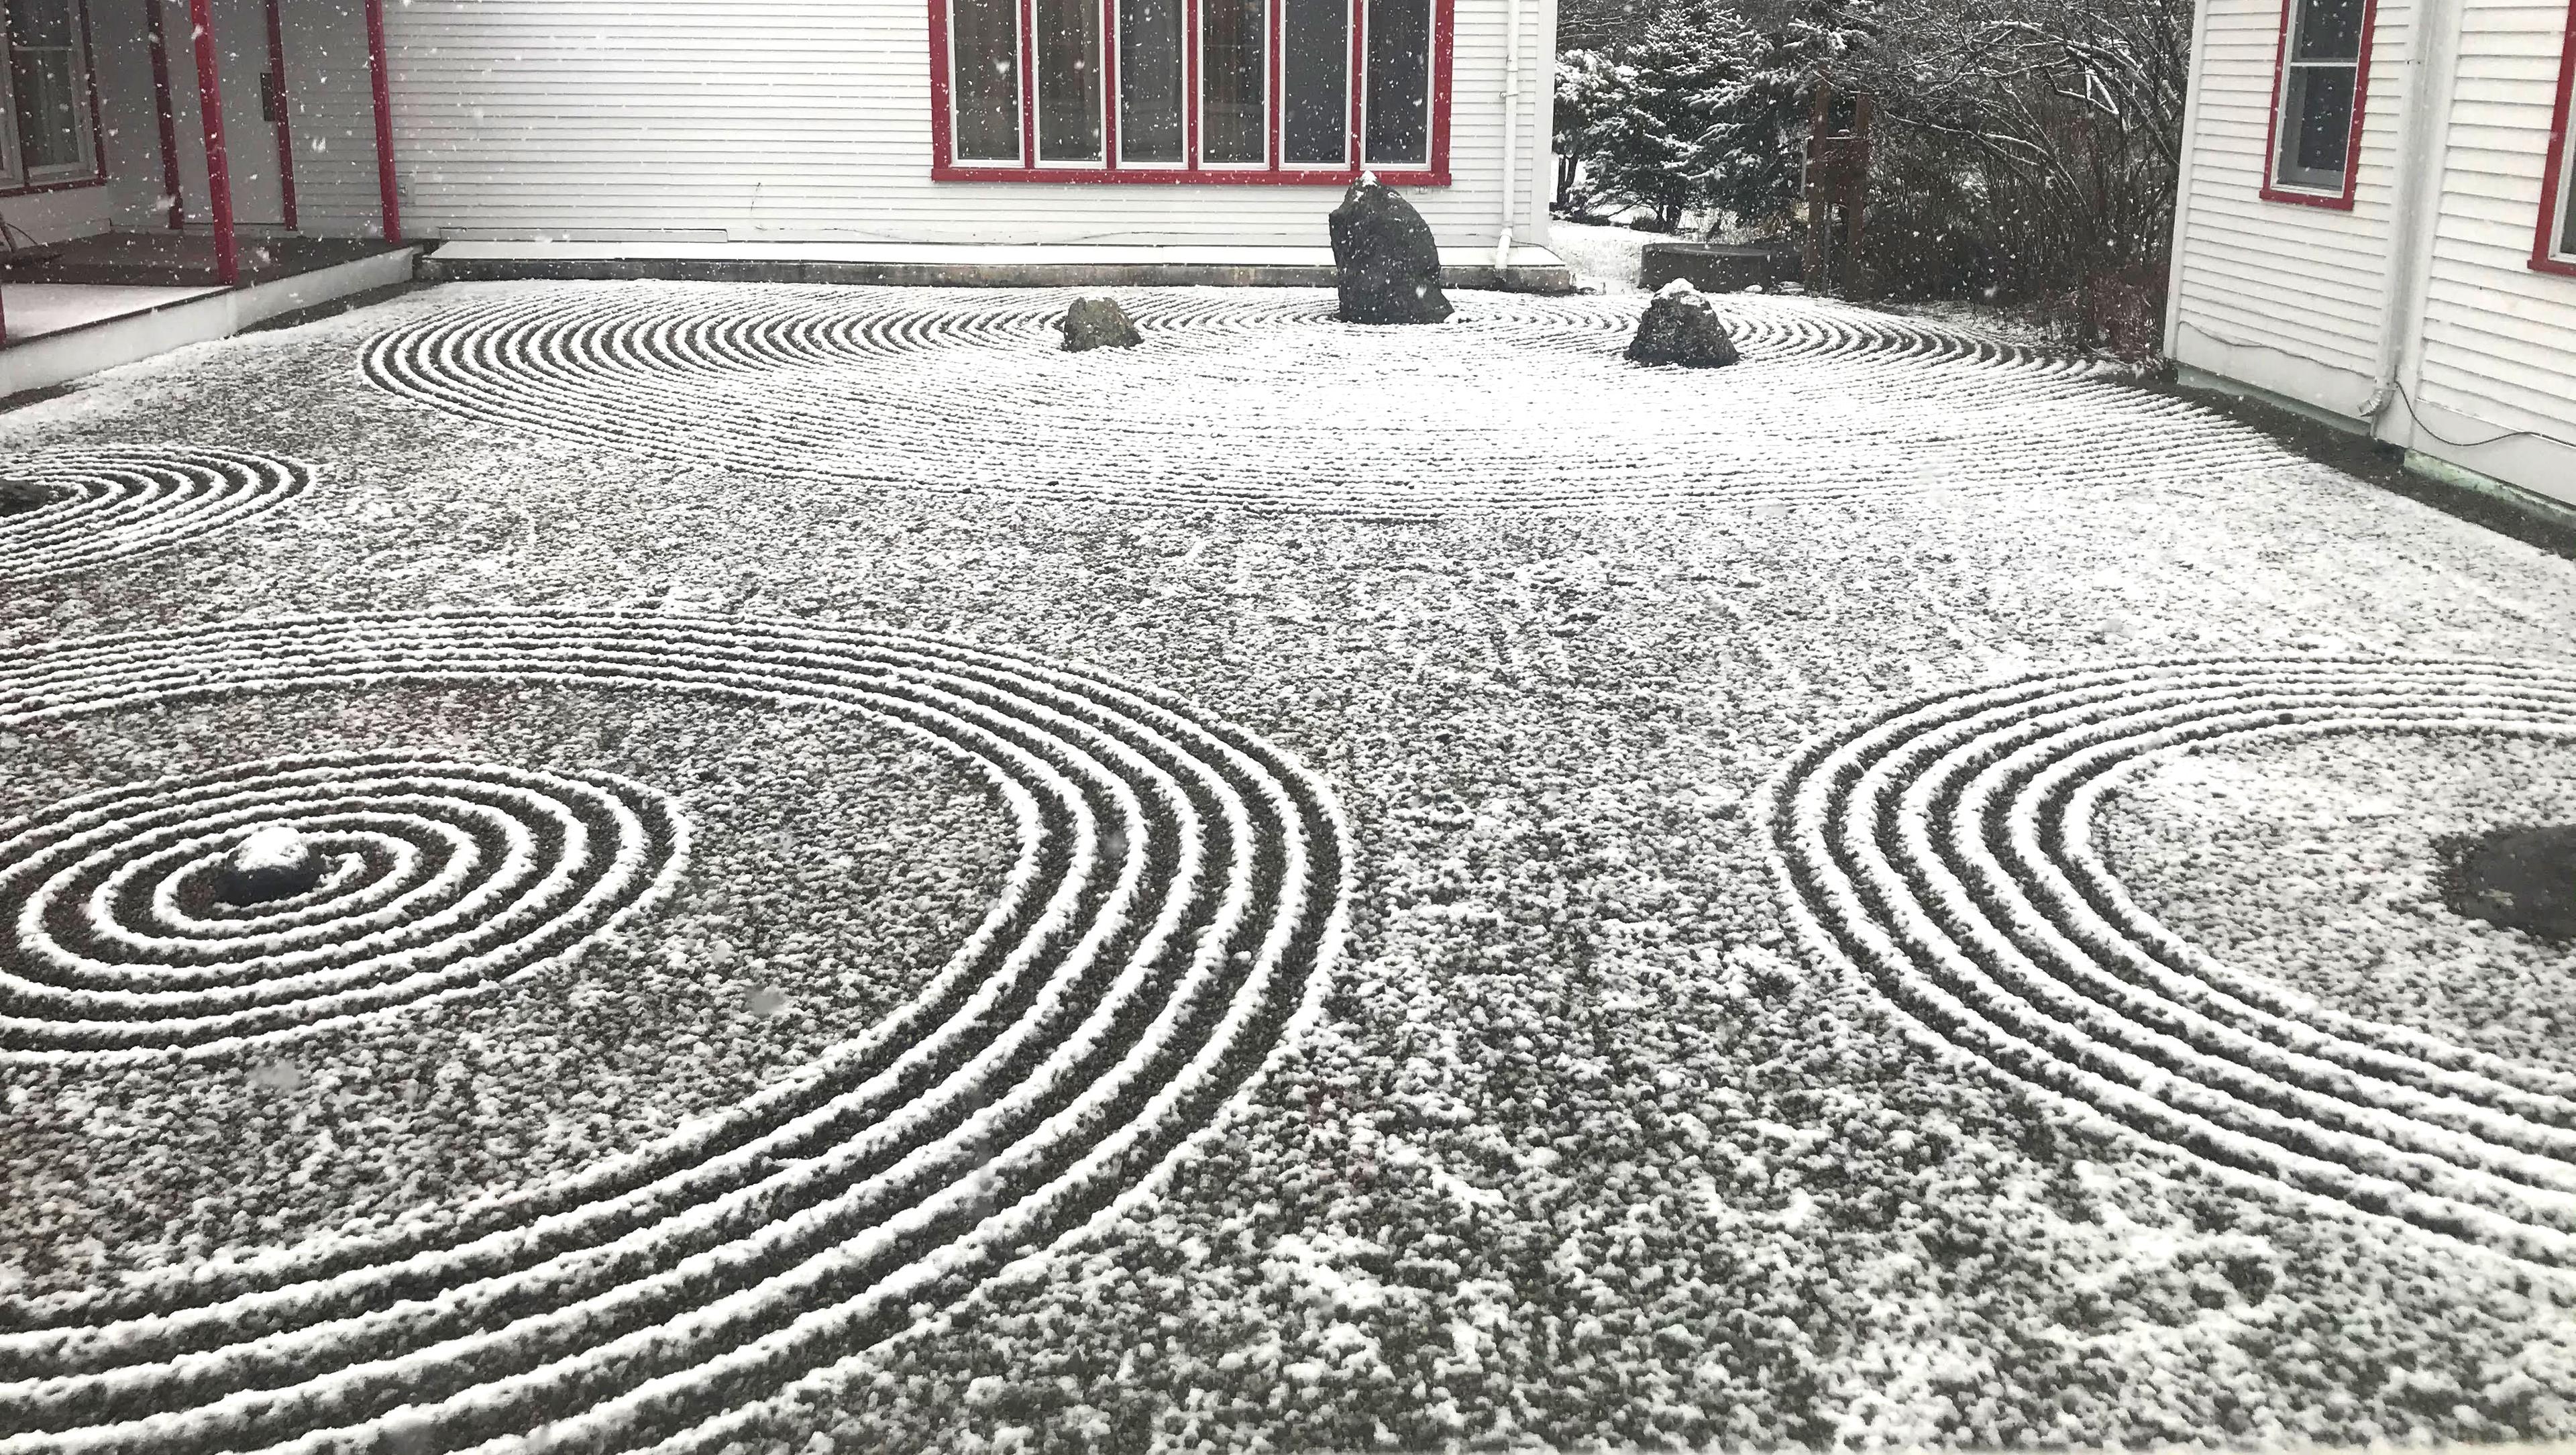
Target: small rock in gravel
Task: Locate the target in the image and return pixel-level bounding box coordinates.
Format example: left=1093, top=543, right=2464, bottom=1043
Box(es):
left=219, top=825, right=323, bottom=905
left=1328, top=174, right=1453, bottom=325
left=1626, top=280, right=1740, bottom=368
left=1059, top=298, right=1142, bottom=352
left=0, top=476, right=58, bottom=515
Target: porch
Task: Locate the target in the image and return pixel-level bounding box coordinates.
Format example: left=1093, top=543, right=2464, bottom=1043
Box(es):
left=0, top=0, right=406, bottom=381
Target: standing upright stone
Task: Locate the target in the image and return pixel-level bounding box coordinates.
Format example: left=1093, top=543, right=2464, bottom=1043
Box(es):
left=1625, top=279, right=1741, bottom=367
left=1060, top=297, right=1143, bottom=352
left=1328, top=174, right=1454, bottom=325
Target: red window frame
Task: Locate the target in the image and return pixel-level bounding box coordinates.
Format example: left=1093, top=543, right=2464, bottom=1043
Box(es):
left=2257, top=0, right=2379, bottom=210
left=925, top=0, right=1454, bottom=184
left=0, top=0, right=107, bottom=201
left=2534, top=0, right=2576, bottom=276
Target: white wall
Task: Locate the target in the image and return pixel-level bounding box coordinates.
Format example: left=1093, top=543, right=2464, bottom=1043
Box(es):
left=368, top=0, right=1551, bottom=250
left=2168, top=0, right=2419, bottom=415
left=2169, top=0, right=2576, bottom=502
left=2393, top=0, right=2576, bottom=495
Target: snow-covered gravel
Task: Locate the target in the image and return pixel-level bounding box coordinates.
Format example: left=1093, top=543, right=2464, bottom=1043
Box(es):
left=5, top=280, right=2576, bottom=1453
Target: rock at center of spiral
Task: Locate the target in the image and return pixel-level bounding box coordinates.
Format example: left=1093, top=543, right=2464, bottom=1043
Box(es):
left=217, top=825, right=325, bottom=906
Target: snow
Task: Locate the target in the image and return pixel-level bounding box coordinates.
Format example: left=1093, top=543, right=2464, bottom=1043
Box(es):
left=3, top=280, right=2576, bottom=1453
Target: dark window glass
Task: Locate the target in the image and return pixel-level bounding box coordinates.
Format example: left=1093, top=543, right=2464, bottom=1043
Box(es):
left=1034, top=0, right=1102, bottom=160
left=2561, top=163, right=2576, bottom=257
left=7, top=0, right=84, bottom=172
left=1119, top=0, right=1183, bottom=162
left=2292, top=0, right=2363, bottom=62
left=1362, top=0, right=1430, bottom=164
left=1202, top=0, right=1263, bottom=163
left=2277, top=64, right=2355, bottom=186
left=951, top=0, right=1023, bottom=161
left=1282, top=0, right=1346, bottom=165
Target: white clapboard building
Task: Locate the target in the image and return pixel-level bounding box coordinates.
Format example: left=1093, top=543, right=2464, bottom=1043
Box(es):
left=0, top=0, right=1561, bottom=387
left=2166, top=0, right=2576, bottom=502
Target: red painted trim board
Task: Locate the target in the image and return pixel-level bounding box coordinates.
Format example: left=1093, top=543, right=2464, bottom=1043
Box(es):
left=185, top=0, right=237, bottom=285
left=364, top=0, right=400, bottom=241
left=146, top=0, right=184, bottom=227
left=264, top=0, right=296, bottom=229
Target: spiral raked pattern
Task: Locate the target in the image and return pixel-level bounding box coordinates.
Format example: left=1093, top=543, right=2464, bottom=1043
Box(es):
left=0, top=610, right=1349, bottom=1455
left=360, top=286, right=2278, bottom=516
left=0, top=447, right=315, bottom=586
left=1770, top=657, right=2576, bottom=1269
left=0, top=754, right=685, bottom=1055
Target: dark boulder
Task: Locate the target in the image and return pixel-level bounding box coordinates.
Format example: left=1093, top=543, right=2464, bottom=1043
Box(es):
left=1625, top=280, right=1740, bottom=368
left=1060, top=297, right=1142, bottom=352
left=1328, top=174, right=1453, bottom=325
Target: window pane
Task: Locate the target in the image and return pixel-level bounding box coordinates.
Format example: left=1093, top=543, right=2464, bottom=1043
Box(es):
left=1120, top=0, right=1183, bottom=162
left=951, top=0, right=1023, bottom=161
left=4, top=0, right=72, bottom=50
left=1282, top=0, right=1347, bottom=165
left=11, top=47, right=78, bottom=168
left=7, top=0, right=83, bottom=172
left=2292, top=0, right=2363, bottom=62
left=2562, top=162, right=2576, bottom=256
left=1361, top=0, right=1430, bottom=164
left=2278, top=64, right=2355, bottom=186
left=1034, top=0, right=1102, bottom=160
left=1202, top=0, right=1263, bottom=163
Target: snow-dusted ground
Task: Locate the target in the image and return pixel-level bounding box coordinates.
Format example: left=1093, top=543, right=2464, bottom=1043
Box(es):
left=5, top=282, right=2576, bottom=1454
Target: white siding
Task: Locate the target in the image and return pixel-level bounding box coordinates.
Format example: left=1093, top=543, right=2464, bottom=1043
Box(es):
left=2406, top=0, right=2576, bottom=493
left=371, top=0, right=1548, bottom=249
left=2169, top=0, right=2417, bottom=412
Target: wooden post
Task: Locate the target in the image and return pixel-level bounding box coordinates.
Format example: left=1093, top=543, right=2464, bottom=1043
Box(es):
left=186, top=0, right=239, bottom=286
left=366, top=0, right=402, bottom=242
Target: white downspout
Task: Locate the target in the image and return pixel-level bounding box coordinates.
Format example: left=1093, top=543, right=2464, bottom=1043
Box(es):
left=2365, top=0, right=2462, bottom=436
left=1495, top=0, right=1525, bottom=272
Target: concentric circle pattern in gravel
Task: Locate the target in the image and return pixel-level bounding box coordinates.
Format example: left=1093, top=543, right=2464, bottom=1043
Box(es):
left=0, top=446, right=313, bottom=586
left=0, top=610, right=1348, bottom=1455
left=0, top=753, right=684, bottom=1056
left=358, top=286, right=2279, bottom=515
left=1771, top=656, right=2576, bottom=1269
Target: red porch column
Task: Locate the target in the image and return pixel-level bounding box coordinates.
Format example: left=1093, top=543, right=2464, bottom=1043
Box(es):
left=365, top=0, right=401, bottom=242
left=185, top=0, right=239, bottom=285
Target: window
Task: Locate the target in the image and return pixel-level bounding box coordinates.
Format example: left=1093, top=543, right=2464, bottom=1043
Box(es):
left=2262, top=0, right=2374, bottom=206
left=930, top=0, right=1451, bottom=182
left=2536, top=0, right=2576, bottom=275
left=0, top=0, right=97, bottom=191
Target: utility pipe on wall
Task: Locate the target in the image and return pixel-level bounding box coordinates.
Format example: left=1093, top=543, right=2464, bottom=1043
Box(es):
left=1494, top=0, right=1524, bottom=271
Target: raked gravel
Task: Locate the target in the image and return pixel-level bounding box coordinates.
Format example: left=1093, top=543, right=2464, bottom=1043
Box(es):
left=3, top=281, right=2575, bottom=1453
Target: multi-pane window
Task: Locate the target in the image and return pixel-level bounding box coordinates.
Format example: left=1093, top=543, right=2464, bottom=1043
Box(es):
left=2268, top=0, right=2369, bottom=199
left=0, top=0, right=93, bottom=188
left=937, top=0, right=1445, bottom=177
